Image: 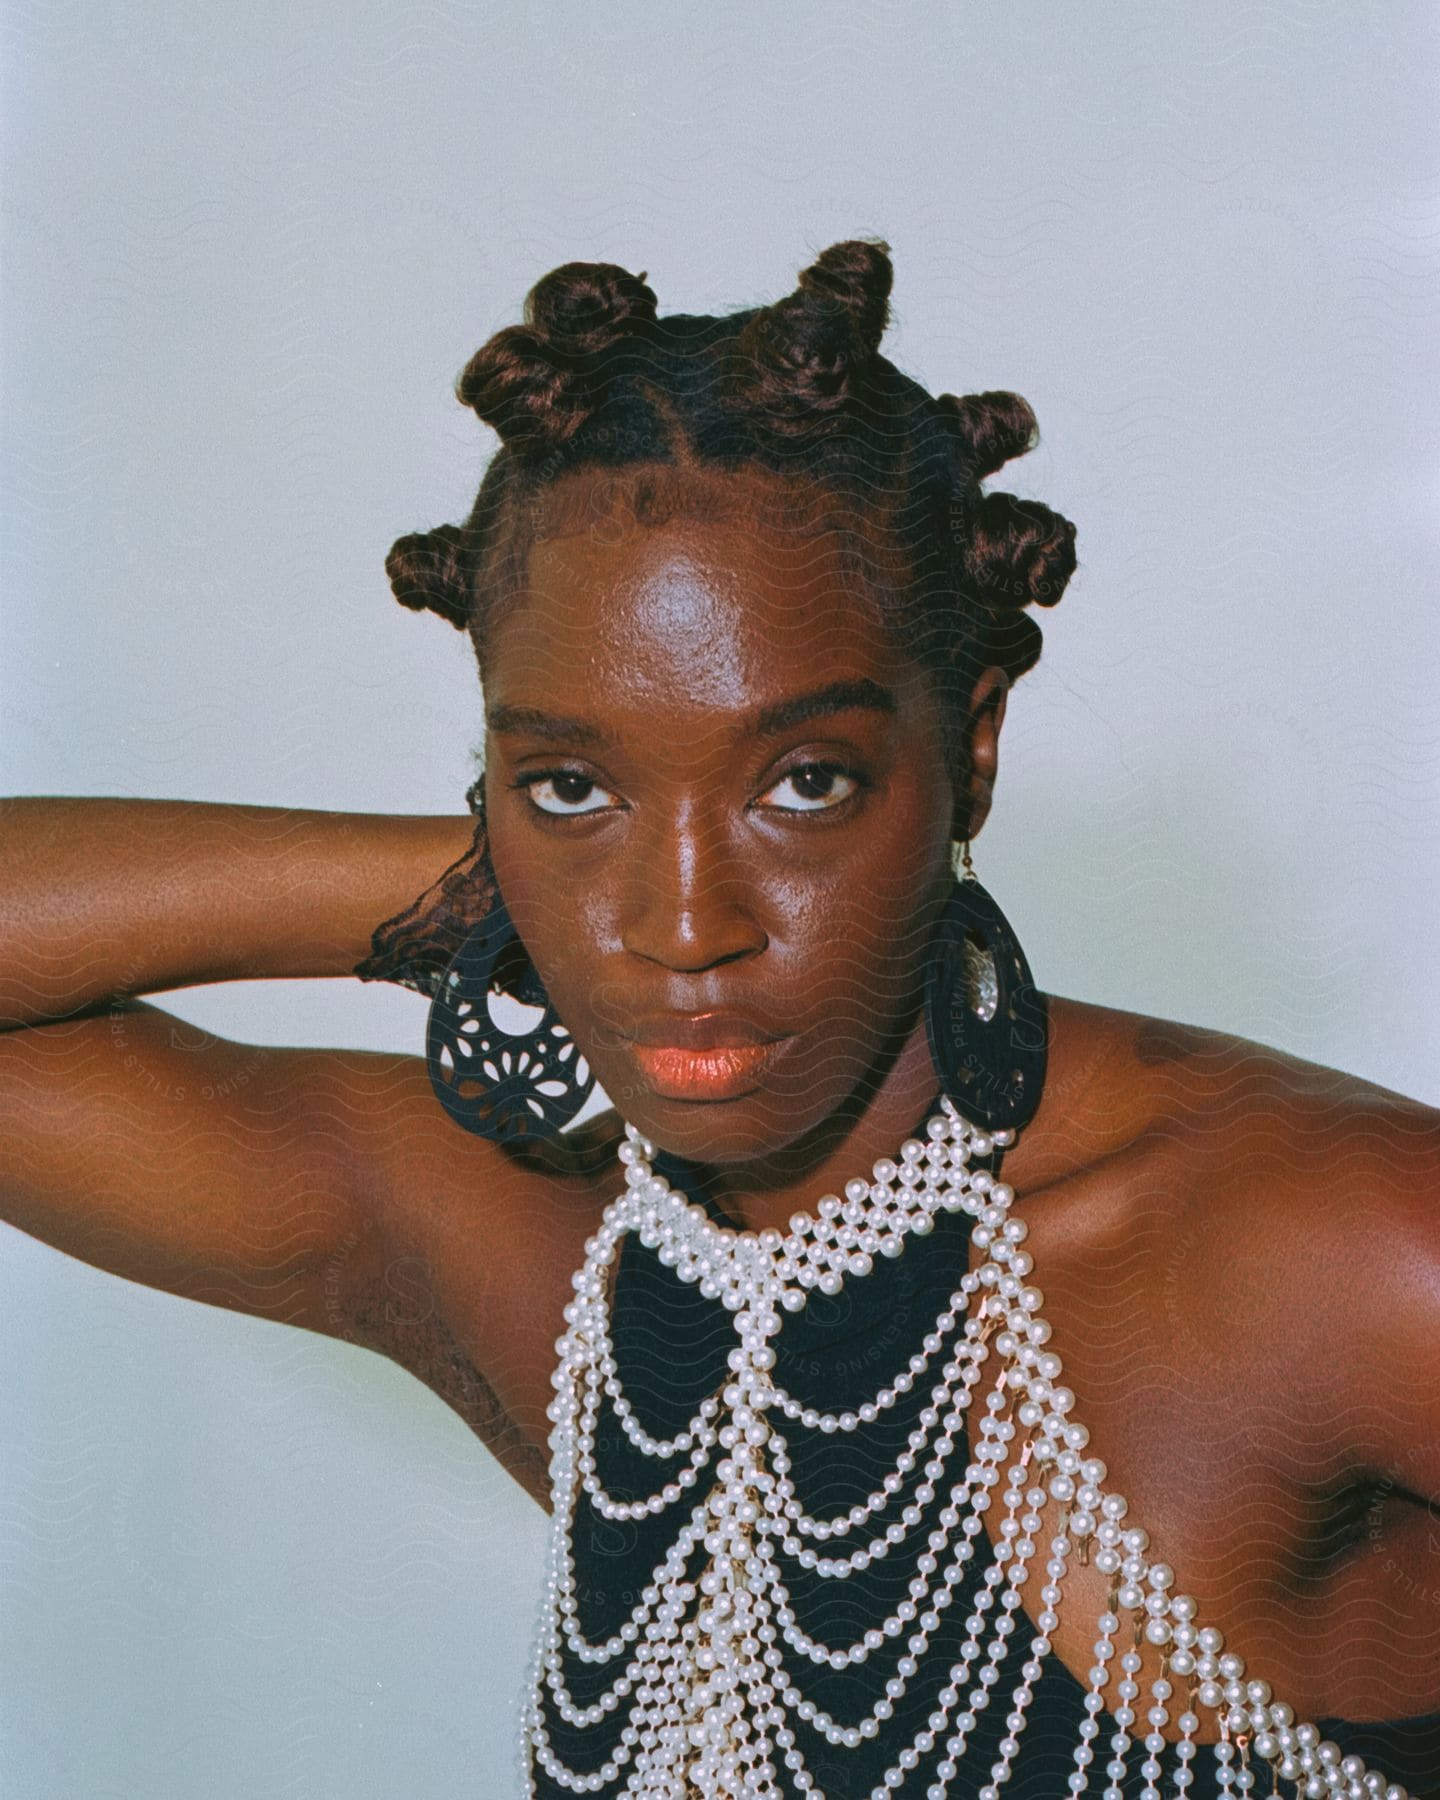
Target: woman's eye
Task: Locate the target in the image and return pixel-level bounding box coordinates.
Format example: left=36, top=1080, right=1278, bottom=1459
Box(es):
left=515, top=771, right=619, bottom=817
left=760, top=762, right=862, bottom=813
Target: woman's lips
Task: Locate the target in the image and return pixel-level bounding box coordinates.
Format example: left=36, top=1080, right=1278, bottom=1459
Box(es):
left=627, top=1040, right=786, bottom=1101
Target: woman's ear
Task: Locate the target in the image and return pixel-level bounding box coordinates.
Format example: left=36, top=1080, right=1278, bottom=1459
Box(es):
left=952, top=665, right=1009, bottom=843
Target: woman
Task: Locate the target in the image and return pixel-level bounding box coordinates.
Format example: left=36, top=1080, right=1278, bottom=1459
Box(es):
left=3, top=241, right=1437, bottom=1798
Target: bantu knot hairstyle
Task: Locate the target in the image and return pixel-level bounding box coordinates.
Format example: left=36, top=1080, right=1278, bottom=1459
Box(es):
left=384, top=238, right=1076, bottom=704
left=359, top=242, right=1079, bottom=991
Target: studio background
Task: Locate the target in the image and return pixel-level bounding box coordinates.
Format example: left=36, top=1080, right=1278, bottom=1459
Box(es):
left=3, top=5, right=1437, bottom=1796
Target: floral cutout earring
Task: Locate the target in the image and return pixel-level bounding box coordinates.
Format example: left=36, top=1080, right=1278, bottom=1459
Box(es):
left=426, top=888, right=600, bottom=1146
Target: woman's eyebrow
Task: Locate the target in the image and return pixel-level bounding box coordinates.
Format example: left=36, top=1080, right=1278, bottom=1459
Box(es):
left=486, top=678, right=898, bottom=749
left=751, top=677, right=898, bottom=737
left=485, top=705, right=611, bottom=747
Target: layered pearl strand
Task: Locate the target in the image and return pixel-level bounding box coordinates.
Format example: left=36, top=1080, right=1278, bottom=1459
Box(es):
left=519, top=1099, right=1413, bottom=1800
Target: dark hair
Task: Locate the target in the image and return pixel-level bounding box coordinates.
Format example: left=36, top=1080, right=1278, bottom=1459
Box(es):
left=357, top=240, right=1078, bottom=994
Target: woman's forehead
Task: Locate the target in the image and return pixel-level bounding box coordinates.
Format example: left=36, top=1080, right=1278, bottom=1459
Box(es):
left=490, top=515, right=912, bottom=706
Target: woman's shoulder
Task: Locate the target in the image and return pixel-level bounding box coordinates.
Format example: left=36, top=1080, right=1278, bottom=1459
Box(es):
left=1038, top=989, right=1439, bottom=1228
left=987, top=1000, right=1440, bottom=1731
left=1041, top=989, right=1440, bottom=1419
left=1043, top=988, right=1439, bottom=1162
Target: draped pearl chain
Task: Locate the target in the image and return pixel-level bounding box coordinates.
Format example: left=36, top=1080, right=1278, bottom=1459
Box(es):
left=519, top=1097, right=1412, bottom=1800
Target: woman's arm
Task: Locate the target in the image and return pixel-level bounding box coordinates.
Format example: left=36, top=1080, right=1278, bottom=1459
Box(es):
left=0, top=796, right=479, bottom=1339
left=0, top=796, right=476, bottom=1029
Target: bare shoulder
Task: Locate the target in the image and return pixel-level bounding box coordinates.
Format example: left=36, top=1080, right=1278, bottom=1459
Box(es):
left=1044, top=991, right=1440, bottom=1476
left=1033, top=990, right=1440, bottom=1334
left=1042, top=988, right=1439, bottom=1173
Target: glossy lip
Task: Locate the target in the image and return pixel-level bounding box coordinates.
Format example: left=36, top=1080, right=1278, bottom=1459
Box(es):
left=622, top=1011, right=786, bottom=1050
left=626, top=1038, right=789, bottom=1102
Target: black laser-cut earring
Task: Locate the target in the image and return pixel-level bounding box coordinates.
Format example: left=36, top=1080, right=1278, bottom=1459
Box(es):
left=426, top=887, right=600, bottom=1146
left=922, top=840, right=1049, bottom=1134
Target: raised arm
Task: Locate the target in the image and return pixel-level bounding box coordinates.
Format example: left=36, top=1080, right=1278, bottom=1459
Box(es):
left=0, top=795, right=475, bottom=1027
left=0, top=797, right=477, bottom=1338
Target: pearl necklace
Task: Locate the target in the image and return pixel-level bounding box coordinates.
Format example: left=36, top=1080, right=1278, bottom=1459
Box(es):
left=519, top=1098, right=1413, bottom=1800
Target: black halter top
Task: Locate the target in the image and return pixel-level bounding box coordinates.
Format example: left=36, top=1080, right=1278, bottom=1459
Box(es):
left=532, top=1103, right=1440, bottom=1797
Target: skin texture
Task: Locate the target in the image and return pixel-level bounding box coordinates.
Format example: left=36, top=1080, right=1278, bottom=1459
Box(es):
left=482, top=479, right=979, bottom=1210
left=395, top=467, right=1435, bottom=1739
left=3, top=467, right=1438, bottom=1768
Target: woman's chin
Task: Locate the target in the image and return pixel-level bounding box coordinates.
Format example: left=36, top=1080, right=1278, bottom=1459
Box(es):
left=583, top=1018, right=926, bottom=1173
left=603, top=1081, right=838, bottom=1171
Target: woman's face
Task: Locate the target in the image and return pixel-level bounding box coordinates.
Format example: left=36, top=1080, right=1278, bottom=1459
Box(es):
left=481, top=475, right=979, bottom=1169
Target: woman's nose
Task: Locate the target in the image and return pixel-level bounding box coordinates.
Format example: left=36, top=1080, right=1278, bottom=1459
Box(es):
left=620, top=805, right=767, bottom=972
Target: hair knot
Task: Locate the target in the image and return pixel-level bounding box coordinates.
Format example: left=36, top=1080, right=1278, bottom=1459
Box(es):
left=937, top=391, right=1039, bottom=481
left=456, top=261, right=658, bottom=452
left=384, top=524, right=472, bottom=631
left=963, top=492, right=1077, bottom=612
left=728, top=238, right=894, bottom=439
left=525, top=260, right=659, bottom=357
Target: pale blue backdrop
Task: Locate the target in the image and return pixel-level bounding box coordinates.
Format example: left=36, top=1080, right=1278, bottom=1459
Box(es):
left=3, top=4, right=1437, bottom=1796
